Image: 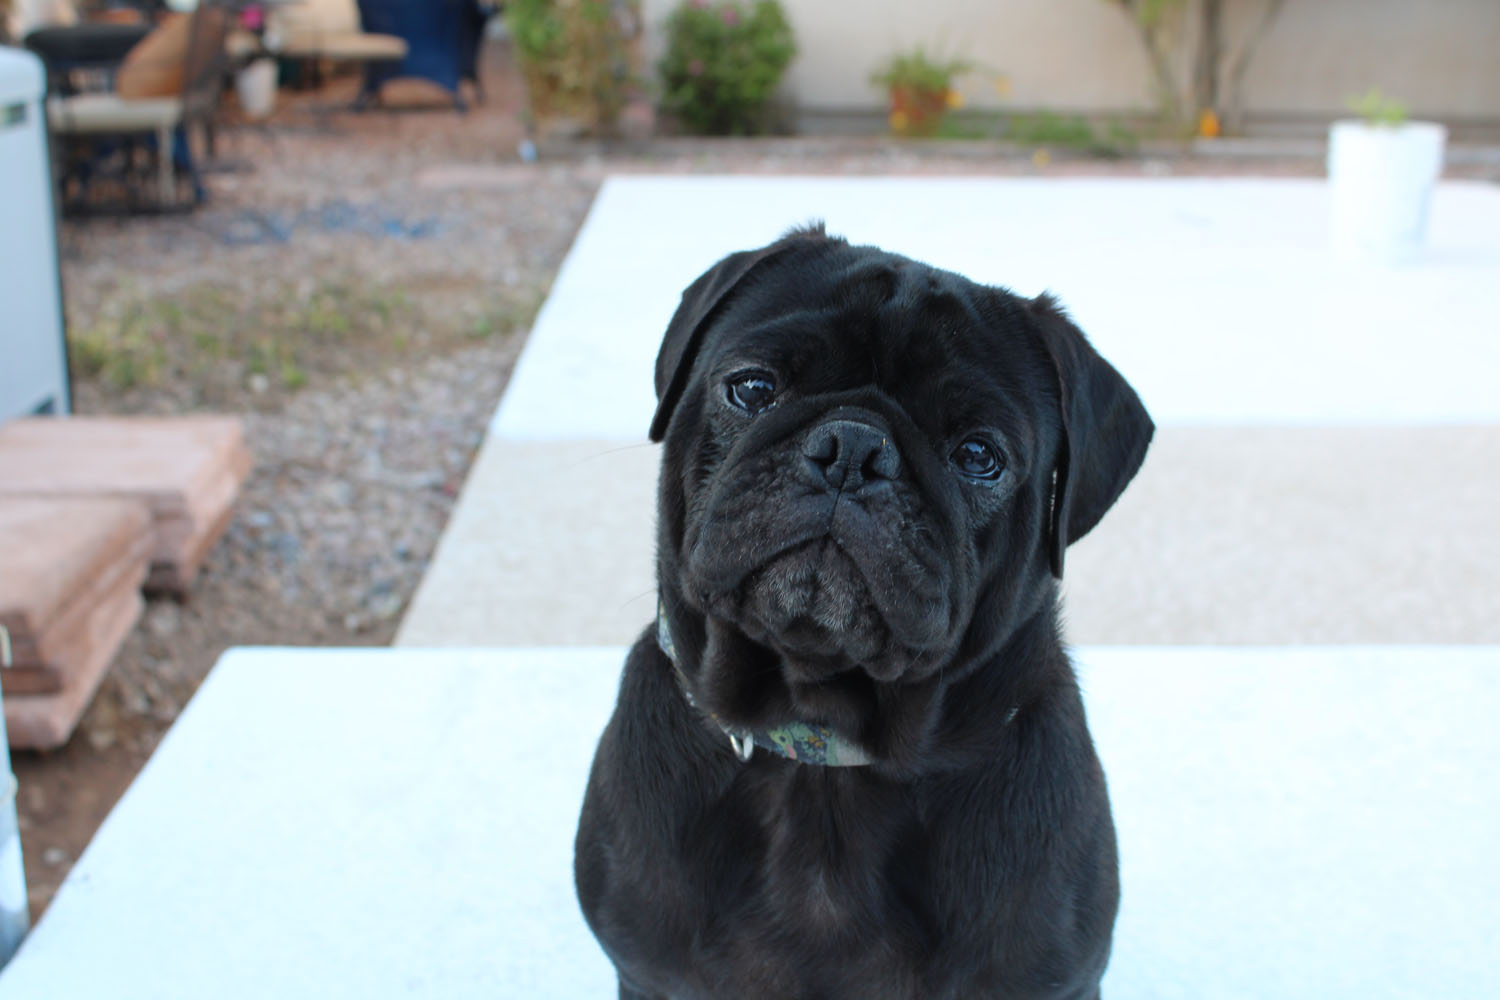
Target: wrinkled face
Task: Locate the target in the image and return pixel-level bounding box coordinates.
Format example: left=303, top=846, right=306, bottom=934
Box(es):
left=662, top=251, right=1063, bottom=691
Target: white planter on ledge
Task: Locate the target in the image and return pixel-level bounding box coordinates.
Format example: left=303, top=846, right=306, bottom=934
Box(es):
left=1327, top=119, right=1446, bottom=265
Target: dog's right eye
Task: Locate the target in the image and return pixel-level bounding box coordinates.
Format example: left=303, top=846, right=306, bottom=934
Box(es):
left=726, top=372, right=777, bottom=415
left=951, top=437, right=1006, bottom=482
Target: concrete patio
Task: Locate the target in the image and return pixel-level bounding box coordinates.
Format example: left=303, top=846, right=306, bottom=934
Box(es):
left=398, top=176, right=1500, bottom=648
left=4, top=174, right=1498, bottom=997
left=0, top=646, right=1495, bottom=999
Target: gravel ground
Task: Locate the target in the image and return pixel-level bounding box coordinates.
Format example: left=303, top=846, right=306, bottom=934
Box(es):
left=21, top=38, right=1493, bottom=919
left=15, top=49, right=601, bottom=916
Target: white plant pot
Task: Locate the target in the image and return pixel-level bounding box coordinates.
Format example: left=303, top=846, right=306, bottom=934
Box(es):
left=235, top=58, right=278, bottom=120
left=1327, top=119, right=1446, bottom=265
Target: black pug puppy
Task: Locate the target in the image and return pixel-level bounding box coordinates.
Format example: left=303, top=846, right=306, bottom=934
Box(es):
left=575, top=226, right=1152, bottom=1000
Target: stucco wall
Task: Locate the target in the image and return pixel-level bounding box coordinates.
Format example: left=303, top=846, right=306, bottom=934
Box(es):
left=1237, top=0, right=1500, bottom=120
left=640, top=0, right=1500, bottom=124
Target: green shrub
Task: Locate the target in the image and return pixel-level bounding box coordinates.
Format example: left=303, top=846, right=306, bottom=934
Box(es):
left=658, top=0, right=796, bottom=135
left=507, top=0, right=638, bottom=132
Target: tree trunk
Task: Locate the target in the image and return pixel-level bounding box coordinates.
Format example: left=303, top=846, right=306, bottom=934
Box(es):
left=1224, top=0, right=1287, bottom=134
left=1193, top=0, right=1224, bottom=118
left=1127, top=13, right=1184, bottom=129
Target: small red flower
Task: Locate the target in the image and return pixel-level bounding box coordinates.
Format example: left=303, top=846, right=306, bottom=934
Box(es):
left=688, top=58, right=705, bottom=77
left=721, top=6, right=740, bottom=26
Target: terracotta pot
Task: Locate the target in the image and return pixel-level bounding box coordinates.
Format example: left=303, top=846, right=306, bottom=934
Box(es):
left=888, top=85, right=949, bottom=138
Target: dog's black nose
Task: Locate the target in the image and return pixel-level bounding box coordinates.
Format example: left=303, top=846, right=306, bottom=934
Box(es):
left=802, top=420, right=901, bottom=491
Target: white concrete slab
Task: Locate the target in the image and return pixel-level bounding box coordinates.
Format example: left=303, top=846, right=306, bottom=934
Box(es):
left=1, top=648, right=621, bottom=999
left=494, top=176, right=1500, bottom=439
left=396, top=440, right=660, bottom=648
left=4, top=646, right=1497, bottom=999
left=1091, top=647, right=1500, bottom=1000
left=396, top=427, right=1500, bottom=648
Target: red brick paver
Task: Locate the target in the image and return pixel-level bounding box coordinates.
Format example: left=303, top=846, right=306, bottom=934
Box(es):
left=0, top=416, right=252, bottom=593
left=0, top=498, right=153, bottom=748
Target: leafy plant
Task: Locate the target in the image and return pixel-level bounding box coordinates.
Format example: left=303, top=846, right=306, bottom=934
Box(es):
left=1348, top=87, right=1409, bottom=127
left=657, top=0, right=796, bottom=135
left=869, top=48, right=972, bottom=96
left=1007, top=111, right=1097, bottom=148
left=506, top=0, right=639, bottom=132
left=1006, top=112, right=1138, bottom=157
left=870, top=47, right=974, bottom=138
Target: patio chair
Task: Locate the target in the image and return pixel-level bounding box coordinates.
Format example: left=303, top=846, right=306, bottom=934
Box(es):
left=23, top=21, right=153, bottom=95
left=268, top=0, right=407, bottom=90
left=41, top=3, right=232, bottom=213
left=353, top=0, right=497, bottom=110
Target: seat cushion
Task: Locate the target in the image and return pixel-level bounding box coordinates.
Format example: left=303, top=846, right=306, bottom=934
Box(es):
left=271, top=0, right=361, bottom=39
left=278, top=31, right=407, bottom=62
left=46, top=92, right=182, bottom=132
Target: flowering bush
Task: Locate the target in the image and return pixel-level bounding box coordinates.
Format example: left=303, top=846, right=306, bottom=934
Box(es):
left=658, top=0, right=796, bottom=135
left=870, top=48, right=972, bottom=138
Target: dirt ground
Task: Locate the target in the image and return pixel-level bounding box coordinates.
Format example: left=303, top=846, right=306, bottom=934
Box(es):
left=25, top=34, right=1486, bottom=923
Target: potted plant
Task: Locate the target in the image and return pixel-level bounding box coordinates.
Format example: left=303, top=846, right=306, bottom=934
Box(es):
left=870, top=48, right=972, bottom=138
left=1327, top=87, right=1447, bottom=265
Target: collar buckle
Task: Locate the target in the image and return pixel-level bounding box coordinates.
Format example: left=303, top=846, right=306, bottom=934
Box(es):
left=726, top=731, right=755, bottom=762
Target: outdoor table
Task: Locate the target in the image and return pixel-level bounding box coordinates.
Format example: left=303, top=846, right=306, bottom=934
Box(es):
left=0, top=645, right=1495, bottom=998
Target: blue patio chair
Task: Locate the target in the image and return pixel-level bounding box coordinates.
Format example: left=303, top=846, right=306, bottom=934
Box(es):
left=355, top=0, right=496, bottom=110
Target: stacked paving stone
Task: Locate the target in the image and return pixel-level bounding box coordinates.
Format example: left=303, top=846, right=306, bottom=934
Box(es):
left=0, top=416, right=251, bottom=749
left=0, top=499, right=151, bottom=749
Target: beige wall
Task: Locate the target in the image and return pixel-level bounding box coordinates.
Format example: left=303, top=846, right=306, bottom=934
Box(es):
left=1237, top=0, right=1500, bottom=120
left=641, top=0, right=1500, bottom=125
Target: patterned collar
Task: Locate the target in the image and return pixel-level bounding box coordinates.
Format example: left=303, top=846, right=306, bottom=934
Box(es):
left=656, top=606, right=872, bottom=767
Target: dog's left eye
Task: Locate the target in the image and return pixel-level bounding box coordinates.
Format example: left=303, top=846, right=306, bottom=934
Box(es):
left=951, top=438, right=1005, bottom=482
left=726, top=372, right=777, bottom=414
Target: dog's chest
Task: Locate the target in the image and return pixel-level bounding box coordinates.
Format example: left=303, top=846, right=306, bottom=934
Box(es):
left=661, top=768, right=935, bottom=990
left=753, top=774, right=901, bottom=926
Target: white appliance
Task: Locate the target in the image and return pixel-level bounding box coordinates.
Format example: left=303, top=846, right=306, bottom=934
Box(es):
left=0, top=46, right=69, bottom=423
left=0, top=45, right=51, bottom=967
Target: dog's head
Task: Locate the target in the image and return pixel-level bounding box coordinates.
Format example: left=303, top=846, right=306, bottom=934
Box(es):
left=651, top=227, right=1152, bottom=755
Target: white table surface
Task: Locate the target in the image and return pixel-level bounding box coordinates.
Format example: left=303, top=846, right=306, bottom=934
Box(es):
left=493, top=176, right=1500, bottom=440
left=3, top=646, right=1497, bottom=998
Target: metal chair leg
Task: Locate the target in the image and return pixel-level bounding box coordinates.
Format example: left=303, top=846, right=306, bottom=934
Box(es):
left=157, top=124, right=173, bottom=206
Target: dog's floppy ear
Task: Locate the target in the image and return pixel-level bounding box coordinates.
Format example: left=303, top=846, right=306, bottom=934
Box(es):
left=649, top=225, right=831, bottom=442
left=1028, top=294, right=1154, bottom=578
